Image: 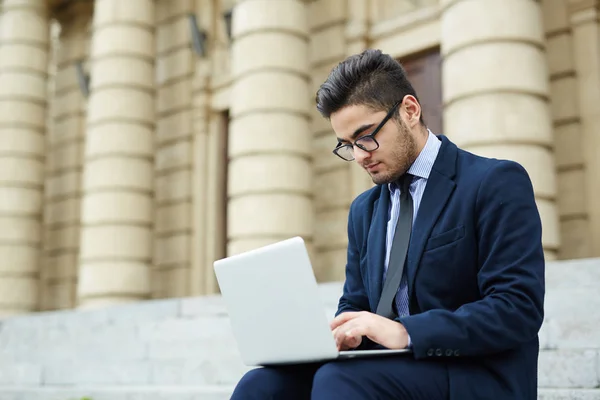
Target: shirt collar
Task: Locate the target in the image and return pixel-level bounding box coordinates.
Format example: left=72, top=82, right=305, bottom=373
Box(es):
left=407, top=129, right=441, bottom=180
left=388, top=130, right=441, bottom=191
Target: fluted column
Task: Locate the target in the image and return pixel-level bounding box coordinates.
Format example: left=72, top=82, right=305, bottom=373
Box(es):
left=77, top=0, right=155, bottom=308
left=568, top=0, right=600, bottom=257
left=228, top=0, right=313, bottom=255
left=0, top=0, right=49, bottom=315
left=441, top=0, right=560, bottom=259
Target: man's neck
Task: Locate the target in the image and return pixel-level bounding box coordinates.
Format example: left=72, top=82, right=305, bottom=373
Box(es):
left=413, top=125, right=430, bottom=155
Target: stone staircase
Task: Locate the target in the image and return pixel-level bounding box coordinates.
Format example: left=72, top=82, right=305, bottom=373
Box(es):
left=536, top=258, right=600, bottom=399
left=0, top=258, right=598, bottom=400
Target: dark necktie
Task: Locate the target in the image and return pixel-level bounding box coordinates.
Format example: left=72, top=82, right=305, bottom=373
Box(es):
left=375, top=174, right=413, bottom=319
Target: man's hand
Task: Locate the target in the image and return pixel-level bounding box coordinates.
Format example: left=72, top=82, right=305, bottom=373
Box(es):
left=330, top=311, right=409, bottom=350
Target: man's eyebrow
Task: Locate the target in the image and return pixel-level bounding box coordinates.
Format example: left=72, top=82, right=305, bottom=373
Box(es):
left=351, top=123, right=375, bottom=139
left=337, top=123, right=376, bottom=143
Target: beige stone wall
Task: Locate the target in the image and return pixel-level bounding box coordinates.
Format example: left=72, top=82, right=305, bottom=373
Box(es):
left=542, top=0, right=600, bottom=259
left=568, top=0, right=600, bottom=258
left=370, top=0, right=439, bottom=20
left=152, top=0, right=228, bottom=298
left=0, top=0, right=49, bottom=316
left=543, top=0, right=588, bottom=259
left=1, top=0, right=599, bottom=314
left=41, top=2, right=91, bottom=310
left=309, top=0, right=351, bottom=283
left=193, top=0, right=228, bottom=296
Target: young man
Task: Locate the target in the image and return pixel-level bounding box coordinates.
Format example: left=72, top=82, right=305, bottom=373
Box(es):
left=230, top=49, right=545, bottom=400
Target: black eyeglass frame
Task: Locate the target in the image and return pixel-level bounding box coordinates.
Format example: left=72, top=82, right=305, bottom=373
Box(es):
left=332, top=101, right=402, bottom=162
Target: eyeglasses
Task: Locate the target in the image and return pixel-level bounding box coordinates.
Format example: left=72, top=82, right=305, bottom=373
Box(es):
left=332, top=101, right=401, bottom=162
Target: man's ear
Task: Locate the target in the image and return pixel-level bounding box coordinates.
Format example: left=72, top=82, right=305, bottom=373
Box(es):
left=400, top=95, right=421, bottom=128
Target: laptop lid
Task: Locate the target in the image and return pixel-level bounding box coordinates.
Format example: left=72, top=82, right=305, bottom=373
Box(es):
left=213, top=236, right=339, bottom=366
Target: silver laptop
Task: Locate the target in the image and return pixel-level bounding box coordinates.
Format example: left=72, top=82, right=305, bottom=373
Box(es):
left=213, top=236, right=411, bottom=366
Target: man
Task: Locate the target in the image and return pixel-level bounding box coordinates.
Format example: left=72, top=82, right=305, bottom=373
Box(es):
left=230, top=49, right=545, bottom=399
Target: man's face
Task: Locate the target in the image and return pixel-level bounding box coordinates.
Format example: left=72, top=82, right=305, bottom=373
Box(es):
left=330, top=103, right=419, bottom=185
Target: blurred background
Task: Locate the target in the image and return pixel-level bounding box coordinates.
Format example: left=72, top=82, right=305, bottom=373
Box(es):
left=1, top=0, right=599, bottom=315
left=0, top=0, right=599, bottom=398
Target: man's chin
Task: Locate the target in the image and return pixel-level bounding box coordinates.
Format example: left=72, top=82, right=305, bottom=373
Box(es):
left=370, top=169, right=405, bottom=186
left=370, top=173, right=394, bottom=186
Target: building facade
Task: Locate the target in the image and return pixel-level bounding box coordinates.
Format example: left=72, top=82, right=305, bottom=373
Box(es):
left=0, top=0, right=598, bottom=316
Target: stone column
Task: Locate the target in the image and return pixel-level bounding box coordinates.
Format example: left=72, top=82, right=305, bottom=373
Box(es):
left=77, top=0, right=155, bottom=308
left=441, top=0, right=560, bottom=259
left=0, top=0, right=49, bottom=315
left=228, top=0, right=313, bottom=256
left=568, top=0, right=600, bottom=257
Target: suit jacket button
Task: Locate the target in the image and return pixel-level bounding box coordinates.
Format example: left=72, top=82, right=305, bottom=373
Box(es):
left=454, top=349, right=460, bottom=356
left=445, top=349, right=453, bottom=356
left=435, top=348, right=443, bottom=356
left=427, top=349, right=434, bottom=356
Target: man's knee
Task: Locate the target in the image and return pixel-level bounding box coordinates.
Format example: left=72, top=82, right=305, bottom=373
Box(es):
left=312, top=362, right=370, bottom=399
left=231, top=368, right=273, bottom=399
left=313, top=362, right=351, bottom=386
left=231, top=366, right=315, bottom=400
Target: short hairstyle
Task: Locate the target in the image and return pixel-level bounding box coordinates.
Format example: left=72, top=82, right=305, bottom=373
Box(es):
left=315, top=49, right=424, bottom=125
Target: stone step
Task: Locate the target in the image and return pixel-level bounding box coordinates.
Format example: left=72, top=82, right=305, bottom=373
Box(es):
left=0, top=361, right=252, bottom=388
left=0, top=260, right=597, bottom=399
left=1, top=386, right=598, bottom=400
left=0, top=350, right=596, bottom=389
left=0, top=386, right=234, bottom=400
left=538, top=349, right=600, bottom=389
left=537, top=388, right=600, bottom=400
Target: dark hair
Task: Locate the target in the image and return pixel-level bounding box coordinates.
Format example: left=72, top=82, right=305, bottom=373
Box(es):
left=315, top=49, right=424, bottom=125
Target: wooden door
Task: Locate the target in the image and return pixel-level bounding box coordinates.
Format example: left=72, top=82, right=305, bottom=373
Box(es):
left=398, top=49, right=444, bottom=134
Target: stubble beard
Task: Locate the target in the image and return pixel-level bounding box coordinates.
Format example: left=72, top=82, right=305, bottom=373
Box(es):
left=370, top=123, right=418, bottom=186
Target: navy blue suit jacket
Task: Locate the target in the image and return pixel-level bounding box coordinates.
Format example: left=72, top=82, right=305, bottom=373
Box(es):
left=336, top=135, right=545, bottom=400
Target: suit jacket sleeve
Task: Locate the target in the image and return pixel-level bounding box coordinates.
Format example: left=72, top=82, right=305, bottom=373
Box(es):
left=336, top=201, right=370, bottom=315
left=398, top=160, right=545, bottom=358
left=335, top=200, right=378, bottom=350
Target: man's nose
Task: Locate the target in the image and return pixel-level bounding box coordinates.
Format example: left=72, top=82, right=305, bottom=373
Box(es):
left=353, top=146, right=371, bottom=164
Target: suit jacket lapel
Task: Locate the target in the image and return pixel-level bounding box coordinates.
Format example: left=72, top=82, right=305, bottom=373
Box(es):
left=367, top=185, right=390, bottom=311
left=407, top=136, right=458, bottom=299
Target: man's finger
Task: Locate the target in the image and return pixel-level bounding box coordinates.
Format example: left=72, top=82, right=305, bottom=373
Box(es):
left=345, top=325, right=369, bottom=339
left=330, top=311, right=361, bottom=330
left=333, top=320, right=364, bottom=350
left=334, top=320, right=357, bottom=339
left=332, top=320, right=352, bottom=348
left=345, top=334, right=362, bottom=349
